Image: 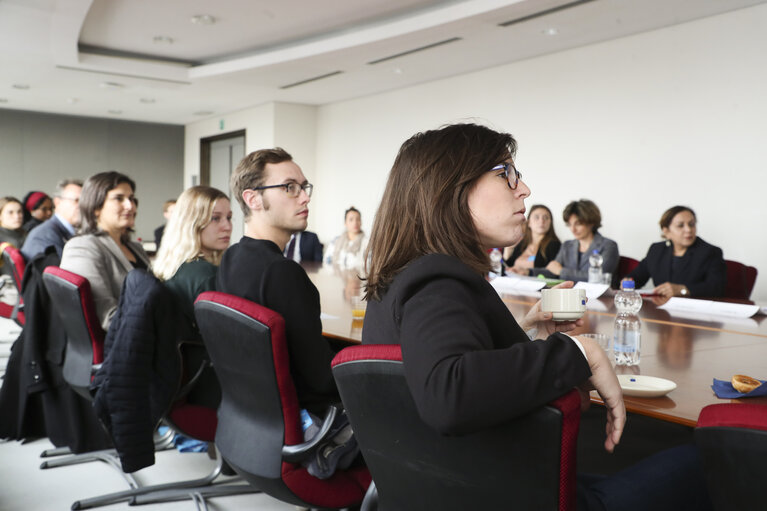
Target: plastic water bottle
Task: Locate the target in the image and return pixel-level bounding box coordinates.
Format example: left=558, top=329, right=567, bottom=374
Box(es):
left=613, top=279, right=642, bottom=366
left=489, top=248, right=503, bottom=277
left=588, top=250, right=603, bottom=283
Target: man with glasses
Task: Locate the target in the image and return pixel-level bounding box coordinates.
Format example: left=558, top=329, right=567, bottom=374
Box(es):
left=21, top=178, right=83, bottom=261
left=218, top=148, right=339, bottom=414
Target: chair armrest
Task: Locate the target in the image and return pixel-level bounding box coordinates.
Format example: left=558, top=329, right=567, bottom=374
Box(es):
left=281, top=405, right=338, bottom=462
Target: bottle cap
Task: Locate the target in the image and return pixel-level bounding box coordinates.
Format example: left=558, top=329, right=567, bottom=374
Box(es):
left=621, top=279, right=636, bottom=290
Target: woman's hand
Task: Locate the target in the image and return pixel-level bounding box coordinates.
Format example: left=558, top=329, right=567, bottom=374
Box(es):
left=577, top=336, right=626, bottom=453
left=545, top=260, right=562, bottom=276
left=654, top=282, right=688, bottom=298
left=509, top=265, right=529, bottom=275
left=519, top=281, right=585, bottom=336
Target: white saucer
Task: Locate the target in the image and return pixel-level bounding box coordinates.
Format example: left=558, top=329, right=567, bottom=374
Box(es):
left=551, top=311, right=585, bottom=321
left=617, top=375, right=677, bottom=398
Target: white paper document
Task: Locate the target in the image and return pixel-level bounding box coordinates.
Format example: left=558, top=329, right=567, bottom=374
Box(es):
left=490, top=276, right=546, bottom=294
left=658, top=297, right=760, bottom=318
left=573, top=282, right=610, bottom=300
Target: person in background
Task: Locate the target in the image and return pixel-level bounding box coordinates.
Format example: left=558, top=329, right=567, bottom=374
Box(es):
left=505, top=204, right=561, bottom=274
left=362, top=122, right=711, bottom=511
left=219, top=147, right=339, bottom=414
left=21, top=191, right=53, bottom=233
left=627, top=206, right=725, bottom=298
left=325, top=206, right=367, bottom=268
left=153, top=199, right=176, bottom=248
left=0, top=197, right=27, bottom=248
left=152, top=186, right=232, bottom=328
left=152, top=185, right=232, bottom=408
left=537, top=199, right=618, bottom=282
left=284, top=230, right=323, bottom=263
left=21, top=179, right=83, bottom=261
left=60, top=171, right=150, bottom=329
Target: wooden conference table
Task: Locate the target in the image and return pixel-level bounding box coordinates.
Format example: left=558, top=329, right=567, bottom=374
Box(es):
left=305, top=263, right=767, bottom=428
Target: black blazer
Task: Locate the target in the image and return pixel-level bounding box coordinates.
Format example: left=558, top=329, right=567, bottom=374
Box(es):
left=627, top=237, right=726, bottom=297
left=362, top=254, right=590, bottom=436
left=299, top=231, right=324, bottom=262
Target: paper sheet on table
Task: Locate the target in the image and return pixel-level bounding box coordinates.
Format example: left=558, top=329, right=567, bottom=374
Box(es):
left=490, top=276, right=546, bottom=294
left=759, top=306, right=767, bottom=316
left=573, top=282, right=610, bottom=300
left=658, top=297, right=759, bottom=318
left=320, top=313, right=338, bottom=320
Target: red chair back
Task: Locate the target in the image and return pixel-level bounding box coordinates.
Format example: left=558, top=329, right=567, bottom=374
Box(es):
left=42, top=266, right=105, bottom=398
left=723, top=260, right=758, bottom=300
left=194, top=291, right=369, bottom=509
left=1, top=243, right=26, bottom=325
left=332, top=344, right=579, bottom=511
left=695, top=403, right=767, bottom=511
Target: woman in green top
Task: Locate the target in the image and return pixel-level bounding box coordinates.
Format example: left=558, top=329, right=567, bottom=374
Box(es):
left=152, top=185, right=232, bottom=407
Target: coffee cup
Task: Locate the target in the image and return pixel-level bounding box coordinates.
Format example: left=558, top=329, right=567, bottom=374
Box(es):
left=540, top=288, right=586, bottom=321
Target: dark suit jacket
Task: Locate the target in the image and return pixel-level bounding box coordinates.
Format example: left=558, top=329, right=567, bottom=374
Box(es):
left=362, top=253, right=591, bottom=436
left=627, top=237, right=726, bottom=297
left=218, top=237, right=338, bottom=413
left=21, top=215, right=73, bottom=261
left=299, top=231, right=323, bottom=262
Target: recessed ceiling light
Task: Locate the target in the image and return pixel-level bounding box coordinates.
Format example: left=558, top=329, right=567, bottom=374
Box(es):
left=139, top=98, right=156, bottom=104
left=542, top=27, right=559, bottom=36
left=393, top=68, right=403, bottom=75
left=66, top=98, right=78, bottom=104
left=12, top=84, right=30, bottom=90
left=153, top=35, right=174, bottom=44
left=108, top=109, right=122, bottom=115
left=100, top=81, right=124, bottom=89
left=193, top=110, right=214, bottom=116
left=190, top=14, right=216, bottom=25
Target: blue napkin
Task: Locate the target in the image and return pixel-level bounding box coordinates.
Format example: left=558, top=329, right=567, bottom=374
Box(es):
left=711, top=378, right=767, bottom=399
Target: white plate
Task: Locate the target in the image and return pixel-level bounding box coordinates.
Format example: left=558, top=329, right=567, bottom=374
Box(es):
left=617, top=375, right=677, bottom=398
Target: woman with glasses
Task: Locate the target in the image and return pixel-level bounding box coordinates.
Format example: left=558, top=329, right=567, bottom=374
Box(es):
left=362, top=123, right=711, bottom=511
left=504, top=204, right=561, bottom=274
left=61, top=171, right=149, bottom=329
left=536, top=199, right=619, bottom=282
left=325, top=206, right=367, bottom=268
left=627, top=206, right=725, bottom=298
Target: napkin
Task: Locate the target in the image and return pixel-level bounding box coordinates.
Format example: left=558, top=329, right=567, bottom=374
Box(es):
left=711, top=378, right=767, bottom=399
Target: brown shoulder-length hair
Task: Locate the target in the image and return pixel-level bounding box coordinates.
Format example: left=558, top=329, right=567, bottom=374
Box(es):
left=365, top=123, right=516, bottom=300
left=516, top=204, right=560, bottom=263
left=79, top=171, right=137, bottom=242
left=659, top=205, right=696, bottom=231
left=562, top=199, right=601, bottom=233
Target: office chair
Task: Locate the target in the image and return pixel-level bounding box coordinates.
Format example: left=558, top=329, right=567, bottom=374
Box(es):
left=1, top=242, right=26, bottom=325
left=723, top=260, right=758, bottom=301
left=331, top=344, right=581, bottom=511
left=695, top=403, right=767, bottom=511
left=43, top=267, right=255, bottom=510
left=194, top=291, right=371, bottom=509
left=614, top=255, right=640, bottom=289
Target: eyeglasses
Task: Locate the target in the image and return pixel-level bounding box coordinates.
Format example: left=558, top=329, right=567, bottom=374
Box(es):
left=490, top=162, right=522, bottom=190
left=252, top=182, right=313, bottom=198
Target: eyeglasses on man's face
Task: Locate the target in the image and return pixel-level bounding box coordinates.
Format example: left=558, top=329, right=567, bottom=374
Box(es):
left=252, top=182, right=313, bottom=198
left=490, top=162, right=522, bottom=190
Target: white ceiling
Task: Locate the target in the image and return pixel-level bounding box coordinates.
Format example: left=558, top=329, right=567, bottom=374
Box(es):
left=0, top=0, right=764, bottom=125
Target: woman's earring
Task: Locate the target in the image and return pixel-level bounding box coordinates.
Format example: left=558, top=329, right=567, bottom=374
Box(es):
left=665, top=240, right=671, bottom=247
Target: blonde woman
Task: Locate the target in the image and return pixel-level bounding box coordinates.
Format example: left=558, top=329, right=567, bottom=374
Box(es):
left=152, top=185, right=232, bottom=324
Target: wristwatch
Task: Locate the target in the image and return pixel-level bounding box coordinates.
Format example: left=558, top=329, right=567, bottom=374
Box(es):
left=680, top=286, right=689, bottom=297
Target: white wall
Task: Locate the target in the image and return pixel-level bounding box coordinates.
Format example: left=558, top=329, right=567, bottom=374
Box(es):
left=312, top=4, right=767, bottom=301
left=185, top=4, right=767, bottom=301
